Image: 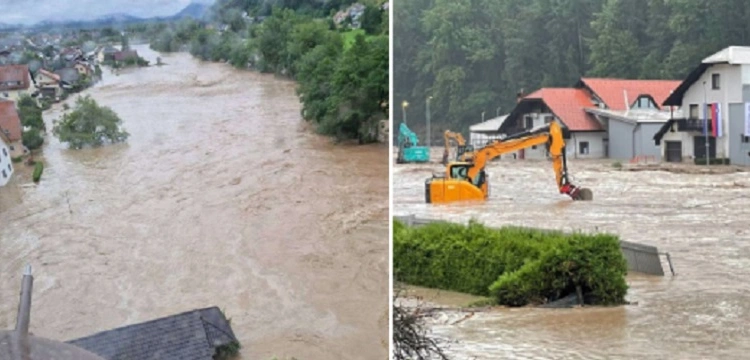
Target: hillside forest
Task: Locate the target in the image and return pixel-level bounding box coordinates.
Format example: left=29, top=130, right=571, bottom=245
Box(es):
left=394, top=0, right=750, bottom=138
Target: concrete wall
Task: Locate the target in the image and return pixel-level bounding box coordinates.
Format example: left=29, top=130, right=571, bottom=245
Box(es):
left=569, top=131, right=606, bottom=159
left=728, top=102, right=750, bottom=166
left=635, top=123, right=663, bottom=159
left=660, top=126, right=694, bottom=162
left=608, top=120, right=635, bottom=160
left=0, top=137, right=14, bottom=186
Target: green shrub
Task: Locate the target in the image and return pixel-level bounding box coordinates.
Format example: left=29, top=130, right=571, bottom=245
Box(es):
left=11, top=156, right=23, bottom=163
left=32, top=161, right=43, bottom=182
left=22, top=128, right=44, bottom=150
left=393, top=219, right=628, bottom=307
left=694, top=157, right=730, bottom=165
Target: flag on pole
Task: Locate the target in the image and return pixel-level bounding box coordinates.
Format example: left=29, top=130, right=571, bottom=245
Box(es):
left=715, top=102, right=722, bottom=137
left=711, top=103, right=717, bottom=137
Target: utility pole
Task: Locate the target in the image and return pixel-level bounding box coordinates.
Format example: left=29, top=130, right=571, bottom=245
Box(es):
left=482, top=111, right=486, bottom=122
left=426, top=96, right=432, bottom=148
left=703, top=81, right=709, bottom=167
left=401, top=100, right=409, bottom=125
left=496, top=106, right=502, bottom=117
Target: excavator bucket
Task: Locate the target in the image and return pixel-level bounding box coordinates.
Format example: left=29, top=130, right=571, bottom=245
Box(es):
left=576, top=188, right=593, bottom=201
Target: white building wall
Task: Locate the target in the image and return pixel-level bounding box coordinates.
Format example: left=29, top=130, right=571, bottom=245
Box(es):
left=681, top=63, right=742, bottom=158
left=0, top=137, right=14, bottom=186
left=569, top=131, right=606, bottom=159
left=660, top=128, right=694, bottom=162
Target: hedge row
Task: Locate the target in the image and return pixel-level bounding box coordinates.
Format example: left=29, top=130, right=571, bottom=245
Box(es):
left=393, top=219, right=628, bottom=306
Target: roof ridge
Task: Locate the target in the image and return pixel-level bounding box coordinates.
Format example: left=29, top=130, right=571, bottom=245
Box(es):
left=67, top=306, right=222, bottom=342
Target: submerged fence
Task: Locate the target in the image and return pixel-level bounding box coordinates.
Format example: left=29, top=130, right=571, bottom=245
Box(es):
left=394, top=214, right=674, bottom=276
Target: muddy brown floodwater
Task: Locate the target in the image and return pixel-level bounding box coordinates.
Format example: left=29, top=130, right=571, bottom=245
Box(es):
left=395, top=151, right=750, bottom=360
left=0, top=44, right=389, bottom=360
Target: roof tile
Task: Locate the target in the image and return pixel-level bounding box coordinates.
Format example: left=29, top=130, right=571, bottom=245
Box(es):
left=579, top=78, right=681, bottom=110
left=524, top=88, right=603, bottom=131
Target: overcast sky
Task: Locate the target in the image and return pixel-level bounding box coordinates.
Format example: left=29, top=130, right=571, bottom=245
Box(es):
left=0, top=0, right=214, bottom=25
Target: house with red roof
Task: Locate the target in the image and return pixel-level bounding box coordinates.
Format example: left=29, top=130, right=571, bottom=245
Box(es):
left=0, top=100, right=26, bottom=158
left=0, top=64, right=33, bottom=103
left=655, top=46, right=750, bottom=165
left=498, top=77, right=681, bottom=160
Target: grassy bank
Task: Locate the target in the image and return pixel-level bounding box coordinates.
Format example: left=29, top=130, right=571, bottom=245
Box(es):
left=393, top=219, right=628, bottom=307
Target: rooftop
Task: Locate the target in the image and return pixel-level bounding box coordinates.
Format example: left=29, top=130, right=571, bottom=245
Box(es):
left=584, top=107, right=674, bottom=125
left=702, top=46, right=750, bottom=65
left=66, top=307, right=239, bottom=360
left=470, top=114, right=509, bottom=133
left=523, top=88, right=602, bottom=131
left=0, top=64, right=31, bottom=91
left=578, top=78, right=681, bottom=111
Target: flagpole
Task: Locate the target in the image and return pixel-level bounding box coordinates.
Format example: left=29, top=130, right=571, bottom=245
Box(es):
left=704, top=81, right=709, bottom=167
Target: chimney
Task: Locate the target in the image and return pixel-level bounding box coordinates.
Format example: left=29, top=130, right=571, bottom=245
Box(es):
left=15, top=264, right=33, bottom=335
left=516, top=88, right=525, bottom=103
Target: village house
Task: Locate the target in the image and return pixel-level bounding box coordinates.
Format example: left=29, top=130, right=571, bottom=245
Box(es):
left=35, top=68, right=64, bottom=99
left=0, top=132, right=13, bottom=186
left=654, top=46, right=750, bottom=166
left=0, top=64, right=34, bottom=102
left=498, top=78, right=680, bottom=160
left=0, top=100, right=26, bottom=158
left=113, top=50, right=139, bottom=64
left=96, top=45, right=117, bottom=63
left=469, top=114, right=510, bottom=147
left=55, top=67, right=80, bottom=85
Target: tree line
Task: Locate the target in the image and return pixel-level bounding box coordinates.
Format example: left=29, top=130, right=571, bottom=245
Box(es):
left=133, top=0, right=388, bottom=143
left=394, top=0, right=750, bottom=139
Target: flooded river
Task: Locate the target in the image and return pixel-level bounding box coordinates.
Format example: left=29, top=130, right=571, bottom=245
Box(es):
left=395, top=152, right=750, bottom=360
left=0, top=44, right=389, bottom=360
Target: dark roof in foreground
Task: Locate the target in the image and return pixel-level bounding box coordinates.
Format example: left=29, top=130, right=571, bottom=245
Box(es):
left=65, top=307, right=239, bottom=360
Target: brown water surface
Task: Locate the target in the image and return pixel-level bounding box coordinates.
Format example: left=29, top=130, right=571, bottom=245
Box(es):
left=0, top=45, right=388, bottom=360
left=395, top=152, right=750, bottom=360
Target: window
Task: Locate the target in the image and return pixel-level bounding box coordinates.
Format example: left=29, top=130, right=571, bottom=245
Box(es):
left=9, top=145, right=14, bottom=151
left=2, top=148, right=6, bottom=156
left=2, top=170, right=5, bottom=178
left=742, top=134, right=750, bottom=143
left=689, top=104, right=699, bottom=119
left=544, top=116, right=554, bottom=124
left=525, top=116, right=533, bottom=129
left=6, top=164, right=10, bottom=172
left=579, top=141, right=590, bottom=155
left=712, top=73, right=720, bottom=90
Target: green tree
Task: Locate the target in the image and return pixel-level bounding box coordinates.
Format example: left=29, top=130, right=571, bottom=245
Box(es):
left=52, top=95, right=129, bottom=149
left=22, top=129, right=44, bottom=150
left=359, top=5, right=382, bottom=35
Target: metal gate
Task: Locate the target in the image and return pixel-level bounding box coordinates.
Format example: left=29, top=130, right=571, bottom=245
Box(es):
left=665, top=141, right=682, bottom=162
left=693, top=136, right=716, bottom=159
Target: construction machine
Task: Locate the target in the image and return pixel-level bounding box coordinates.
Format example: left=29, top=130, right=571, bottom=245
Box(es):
left=425, top=121, right=593, bottom=203
left=397, top=122, right=430, bottom=163
left=443, top=130, right=475, bottom=164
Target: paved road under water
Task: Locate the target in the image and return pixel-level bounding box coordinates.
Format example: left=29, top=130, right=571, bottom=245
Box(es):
left=0, top=45, right=389, bottom=360
left=394, top=153, right=750, bottom=360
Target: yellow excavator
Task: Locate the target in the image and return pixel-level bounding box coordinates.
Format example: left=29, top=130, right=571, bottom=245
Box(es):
left=425, top=122, right=593, bottom=203
left=443, top=130, right=474, bottom=164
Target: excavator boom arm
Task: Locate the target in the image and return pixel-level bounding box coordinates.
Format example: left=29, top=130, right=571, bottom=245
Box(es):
left=466, top=122, right=584, bottom=199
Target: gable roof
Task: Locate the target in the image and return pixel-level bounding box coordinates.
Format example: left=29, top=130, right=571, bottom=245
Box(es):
left=664, top=46, right=750, bottom=106
left=514, top=88, right=602, bottom=132
left=0, top=64, right=30, bottom=91
left=37, top=68, right=61, bottom=83
left=578, top=78, right=681, bottom=110
left=66, top=307, right=239, bottom=360
left=0, top=100, right=21, bottom=141
left=113, top=50, right=138, bottom=61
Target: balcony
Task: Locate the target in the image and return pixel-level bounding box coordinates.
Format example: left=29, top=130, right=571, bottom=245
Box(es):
left=676, top=118, right=712, bottom=133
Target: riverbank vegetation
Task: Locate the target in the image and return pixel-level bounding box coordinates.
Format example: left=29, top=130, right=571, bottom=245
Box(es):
left=395, top=0, right=750, bottom=136
left=135, top=0, right=388, bottom=142
left=393, top=219, right=628, bottom=307
left=52, top=95, right=129, bottom=149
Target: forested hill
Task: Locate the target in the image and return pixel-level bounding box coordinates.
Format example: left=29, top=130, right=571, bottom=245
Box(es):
left=394, top=0, right=750, bottom=137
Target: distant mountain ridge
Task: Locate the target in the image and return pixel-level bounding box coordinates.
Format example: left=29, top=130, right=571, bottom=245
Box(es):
left=5, top=2, right=210, bottom=30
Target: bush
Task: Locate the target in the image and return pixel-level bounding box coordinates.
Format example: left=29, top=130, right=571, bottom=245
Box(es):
left=693, top=157, right=730, bottom=165
left=32, top=161, right=43, bottom=182
left=393, top=219, right=628, bottom=307
left=22, top=128, right=44, bottom=150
